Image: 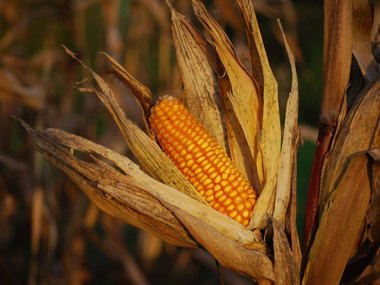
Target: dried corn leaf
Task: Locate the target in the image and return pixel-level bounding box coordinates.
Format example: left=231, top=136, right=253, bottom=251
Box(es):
left=19, top=120, right=268, bottom=253
left=272, top=217, right=300, bottom=285
left=192, top=0, right=262, bottom=165
left=273, top=21, right=299, bottom=223
left=174, top=208, right=274, bottom=282
left=63, top=46, right=205, bottom=204
left=101, top=52, right=153, bottom=130
left=169, top=4, right=227, bottom=151
left=368, top=149, right=380, bottom=244
left=237, top=0, right=281, bottom=186
left=303, top=154, right=371, bottom=285
left=320, top=76, right=380, bottom=204
left=237, top=0, right=281, bottom=229
left=18, top=120, right=195, bottom=247
left=353, top=0, right=379, bottom=82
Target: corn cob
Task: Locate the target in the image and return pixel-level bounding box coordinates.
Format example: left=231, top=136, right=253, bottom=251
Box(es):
left=149, top=96, right=257, bottom=226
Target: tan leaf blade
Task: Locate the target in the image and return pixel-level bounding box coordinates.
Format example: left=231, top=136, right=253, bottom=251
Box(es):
left=18, top=119, right=267, bottom=254
left=101, top=52, right=153, bottom=130
left=192, top=0, right=262, bottom=165
left=174, top=207, right=274, bottom=282
left=17, top=119, right=196, bottom=247
left=62, top=46, right=205, bottom=204
left=352, top=0, right=379, bottom=82
left=272, top=217, right=300, bottom=285
left=169, top=3, right=227, bottom=151
left=303, top=154, right=371, bottom=285
left=320, top=75, right=380, bottom=204
left=273, top=20, right=299, bottom=223
left=368, top=149, right=380, bottom=245
left=238, top=0, right=282, bottom=229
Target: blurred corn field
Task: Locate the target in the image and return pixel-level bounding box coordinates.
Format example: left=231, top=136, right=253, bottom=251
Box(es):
left=1, top=0, right=330, bottom=284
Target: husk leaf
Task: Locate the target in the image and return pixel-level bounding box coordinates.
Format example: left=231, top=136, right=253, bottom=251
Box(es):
left=236, top=0, right=282, bottom=229
left=273, top=20, right=299, bottom=223
left=272, top=217, right=300, bottom=285
left=192, top=0, right=262, bottom=167
left=169, top=3, right=227, bottom=151
left=101, top=52, right=154, bottom=132
left=63, top=46, right=206, bottom=204
left=18, top=120, right=196, bottom=247
left=175, top=209, right=275, bottom=281
left=19, top=119, right=269, bottom=255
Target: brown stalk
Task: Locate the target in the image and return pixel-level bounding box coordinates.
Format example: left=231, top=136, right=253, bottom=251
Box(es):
left=303, top=0, right=353, bottom=253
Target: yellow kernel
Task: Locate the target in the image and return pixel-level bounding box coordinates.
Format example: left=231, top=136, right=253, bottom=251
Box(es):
left=229, top=211, right=237, bottom=218
left=200, top=142, right=208, bottom=149
left=214, top=175, right=222, bottom=184
left=224, top=185, right=232, bottom=193
left=206, top=196, right=214, bottom=202
left=209, top=172, right=218, bottom=180
left=203, top=163, right=212, bottom=171
left=206, top=167, right=215, bottom=174
left=226, top=204, right=234, bottom=211
left=197, top=156, right=206, bottom=163
left=215, top=190, right=223, bottom=198
left=203, top=178, right=212, bottom=186
left=199, top=175, right=207, bottom=183
left=205, top=189, right=213, bottom=196
left=230, top=190, right=237, bottom=197
left=221, top=180, right=228, bottom=187
left=219, top=195, right=227, bottom=202
left=214, top=184, right=221, bottom=192
left=188, top=144, right=195, bottom=151
left=186, top=160, right=194, bottom=167
left=236, top=203, right=244, bottom=211
left=223, top=198, right=232, bottom=206
left=242, top=210, right=250, bottom=218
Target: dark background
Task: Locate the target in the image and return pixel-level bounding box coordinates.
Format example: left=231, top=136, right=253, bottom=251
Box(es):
left=0, top=0, right=322, bottom=284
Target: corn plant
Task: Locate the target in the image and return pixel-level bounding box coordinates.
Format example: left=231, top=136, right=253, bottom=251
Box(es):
left=18, top=0, right=379, bottom=284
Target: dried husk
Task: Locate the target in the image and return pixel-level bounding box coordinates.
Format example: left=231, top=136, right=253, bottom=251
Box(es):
left=18, top=119, right=275, bottom=281
left=63, top=46, right=206, bottom=204
left=169, top=3, right=227, bottom=151
left=352, top=0, right=379, bottom=82
left=368, top=149, right=380, bottom=247
left=272, top=217, right=300, bottom=285
left=192, top=0, right=262, bottom=174
left=236, top=0, right=282, bottom=230
left=100, top=52, right=153, bottom=132
left=273, top=20, right=299, bottom=224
